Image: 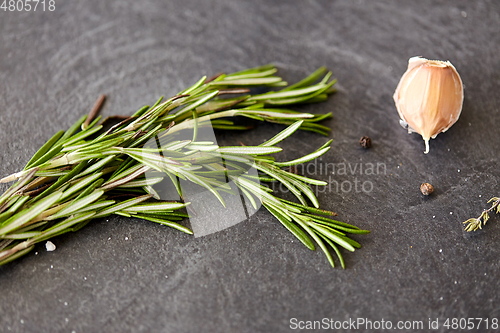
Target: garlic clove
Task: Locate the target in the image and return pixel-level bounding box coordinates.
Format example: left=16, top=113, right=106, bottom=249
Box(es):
left=393, top=56, right=464, bottom=154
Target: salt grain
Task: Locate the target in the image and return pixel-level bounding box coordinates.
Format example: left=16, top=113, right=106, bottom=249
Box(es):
left=45, top=241, right=56, bottom=252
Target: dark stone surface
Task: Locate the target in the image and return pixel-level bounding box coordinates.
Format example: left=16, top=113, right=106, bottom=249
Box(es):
left=1, top=1, right=500, bottom=332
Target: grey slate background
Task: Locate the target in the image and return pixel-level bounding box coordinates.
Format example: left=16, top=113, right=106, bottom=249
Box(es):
left=1, top=0, right=500, bottom=332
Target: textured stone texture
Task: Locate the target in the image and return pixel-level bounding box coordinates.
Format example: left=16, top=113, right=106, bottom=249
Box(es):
left=1, top=1, right=500, bottom=332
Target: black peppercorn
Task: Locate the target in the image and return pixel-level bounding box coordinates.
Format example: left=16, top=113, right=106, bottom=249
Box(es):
left=420, top=183, right=434, bottom=196
left=359, top=136, right=372, bottom=149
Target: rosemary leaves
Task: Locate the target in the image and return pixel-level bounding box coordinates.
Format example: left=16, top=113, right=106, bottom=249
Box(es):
left=0, top=64, right=369, bottom=268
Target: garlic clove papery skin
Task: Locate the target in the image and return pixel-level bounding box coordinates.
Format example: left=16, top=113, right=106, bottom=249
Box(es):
left=393, top=56, right=464, bottom=154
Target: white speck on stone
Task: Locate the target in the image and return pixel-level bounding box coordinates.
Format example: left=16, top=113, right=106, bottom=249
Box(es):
left=485, top=273, right=487, bottom=276
left=64, top=302, right=68, bottom=306
left=50, top=265, right=53, bottom=269
left=440, top=296, right=443, bottom=300
left=165, top=275, right=168, bottom=278
left=35, top=252, right=38, bottom=255
left=125, top=237, right=129, bottom=240
left=83, top=277, right=87, bottom=280
left=45, top=241, right=56, bottom=252
left=454, top=281, right=457, bottom=284
left=479, top=195, right=482, bottom=198
left=461, top=11, right=467, bottom=17
left=20, top=319, right=24, bottom=324
left=448, top=148, right=450, bottom=151
left=108, top=237, right=111, bottom=240
left=65, top=318, right=69, bottom=323
left=458, top=169, right=460, bottom=172
left=439, top=249, right=442, bottom=253
left=433, top=216, right=436, bottom=218
left=450, top=212, right=453, bottom=215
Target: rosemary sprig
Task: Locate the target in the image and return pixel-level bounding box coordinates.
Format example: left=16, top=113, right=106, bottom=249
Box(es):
left=0, top=65, right=369, bottom=268
left=464, top=197, right=500, bottom=231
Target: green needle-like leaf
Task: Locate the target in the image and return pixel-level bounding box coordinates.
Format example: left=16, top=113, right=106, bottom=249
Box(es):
left=94, top=195, right=152, bottom=218
left=216, top=146, right=282, bottom=155
left=318, top=232, right=345, bottom=269
left=264, top=203, right=315, bottom=251
left=60, top=173, right=103, bottom=201
left=62, top=125, right=103, bottom=147
left=24, top=131, right=65, bottom=170
left=0, top=191, right=63, bottom=235
left=123, top=201, right=189, bottom=213
left=275, top=146, right=331, bottom=167
left=259, top=121, right=303, bottom=147
left=294, top=216, right=335, bottom=268
left=307, top=221, right=355, bottom=252
left=210, top=77, right=284, bottom=86
left=51, top=190, right=104, bottom=220
left=134, top=214, right=193, bottom=234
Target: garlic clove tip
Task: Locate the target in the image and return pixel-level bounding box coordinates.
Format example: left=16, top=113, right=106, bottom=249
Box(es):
left=424, top=139, right=430, bottom=154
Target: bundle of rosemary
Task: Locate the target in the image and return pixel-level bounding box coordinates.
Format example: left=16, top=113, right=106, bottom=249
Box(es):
left=0, top=65, right=369, bottom=268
